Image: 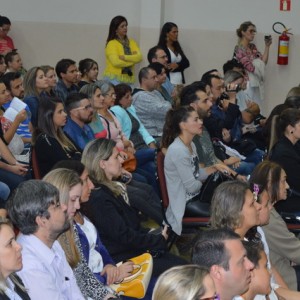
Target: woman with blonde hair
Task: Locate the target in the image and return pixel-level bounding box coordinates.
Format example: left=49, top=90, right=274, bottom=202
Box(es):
left=81, top=138, right=186, bottom=277
left=0, top=217, right=30, bottom=299
left=234, top=21, right=272, bottom=107
left=43, top=168, right=116, bottom=300
left=152, top=265, right=217, bottom=300
left=23, top=66, right=48, bottom=127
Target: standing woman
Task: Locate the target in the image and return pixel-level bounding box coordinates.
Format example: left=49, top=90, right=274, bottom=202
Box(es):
left=23, top=66, right=49, bottom=128
left=158, top=22, right=190, bottom=88
left=0, top=217, right=31, bottom=299
left=161, top=106, right=232, bottom=236
left=103, top=15, right=142, bottom=86
left=78, top=58, right=99, bottom=89
left=234, top=21, right=272, bottom=107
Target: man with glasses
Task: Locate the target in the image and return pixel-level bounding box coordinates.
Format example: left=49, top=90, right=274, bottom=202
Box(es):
left=55, top=58, right=79, bottom=103
left=7, top=180, right=85, bottom=300
left=63, top=92, right=94, bottom=151
left=192, top=228, right=254, bottom=300
left=147, top=46, right=174, bottom=97
left=132, top=66, right=171, bottom=144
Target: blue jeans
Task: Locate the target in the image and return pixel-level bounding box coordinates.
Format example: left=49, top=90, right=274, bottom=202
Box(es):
left=0, top=182, right=10, bottom=201
left=0, top=168, right=28, bottom=191
left=244, top=148, right=264, bottom=165
left=135, top=149, right=160, bottom=196
left=231, top=161, right=256, bottom=176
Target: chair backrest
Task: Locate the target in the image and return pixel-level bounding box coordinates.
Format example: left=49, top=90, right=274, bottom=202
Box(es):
left=31, top=147, right=42, bottom=179
left=156, top=151, right=169, bottom=209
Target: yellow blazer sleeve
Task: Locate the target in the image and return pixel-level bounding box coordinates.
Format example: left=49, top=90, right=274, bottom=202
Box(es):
left=123, top=39, right=143, bottom=63
left=106, top=40, right=133, bottom=68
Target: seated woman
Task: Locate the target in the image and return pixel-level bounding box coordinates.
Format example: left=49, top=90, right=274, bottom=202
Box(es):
left=250, top=160, right=300, bottom=291
left=96, top=80, right=159, bottom=196
left=111, top=83, right=157, bottom=150
left=78, top=58, right=99, bottom=89
left=43, top=168, right=116, bottom=300
left=0, top=217, right=31, bottom=299
left=211, top=180, right=300, bottom=300
left=81, top=138, right=187, bottom=277
left=52, top=160, right=135, bottom=286
left=40, top=65, right=57, bottom=96
left=23, top=66, right=49, bottom=128
left=161, top=106, right=233, bottom=236
left=269, top=108, right=300, bottom=213
left=33, top=96, right=81, bottom=177
left=152, top=265, right=217, bottom=300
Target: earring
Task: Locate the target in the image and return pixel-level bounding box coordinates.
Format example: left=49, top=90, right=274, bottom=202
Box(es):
left=290, top=131, right=294, bottom=134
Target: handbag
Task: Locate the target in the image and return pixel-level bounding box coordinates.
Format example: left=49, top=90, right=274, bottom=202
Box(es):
left=122, top=151, right=137, bottom=172
left=109, top=253, right=153, bottom=299
left=198, top=171, right=234, bottom=204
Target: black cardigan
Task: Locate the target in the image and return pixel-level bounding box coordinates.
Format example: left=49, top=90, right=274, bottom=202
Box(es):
left=81, top=184, right=167, bottom=262
left=159, top=45, right=190, bottom=84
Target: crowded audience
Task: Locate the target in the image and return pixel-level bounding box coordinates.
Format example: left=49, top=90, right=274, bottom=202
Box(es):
left=1, top=12, right=299, bottom=300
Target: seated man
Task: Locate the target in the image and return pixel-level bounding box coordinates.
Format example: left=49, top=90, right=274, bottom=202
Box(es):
left=63, top=92, right=94, bottom=151
left=132, top=66, right=172, bottom=144
left=192, top=228, right=254, bottom=300
left=2, top=71, right=31, bottom=145
left=7, top=180, right=85, bottom=300
left=55, top=59, right=79, bottom=103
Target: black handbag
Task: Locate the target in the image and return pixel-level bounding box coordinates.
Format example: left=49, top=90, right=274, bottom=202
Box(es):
left=198, top=171, right=234, bottom=204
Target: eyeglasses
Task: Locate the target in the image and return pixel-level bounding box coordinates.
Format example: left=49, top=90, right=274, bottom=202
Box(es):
left=200, top=294, right=220, bottom=300
left=73, top=104, right=93, bottom=111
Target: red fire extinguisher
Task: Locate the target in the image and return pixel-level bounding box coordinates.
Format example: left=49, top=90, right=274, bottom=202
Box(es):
left=272, top=22, right=292, bottom=65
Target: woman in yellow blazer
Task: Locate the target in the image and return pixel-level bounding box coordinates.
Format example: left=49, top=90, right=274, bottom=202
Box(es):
left=103, top=16, right=142, bottom=86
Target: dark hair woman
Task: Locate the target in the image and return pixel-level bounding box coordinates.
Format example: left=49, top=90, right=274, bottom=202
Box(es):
left=78, top=58, right=99, bottom=89
left=103, top=16, right=142, bottom=86
left=158, top=22, right=190, bottom=85
left=33, top=96, right=81, bottom=177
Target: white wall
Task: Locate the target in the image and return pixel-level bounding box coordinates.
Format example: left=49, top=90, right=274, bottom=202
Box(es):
left=1, top=0, right=299, bottom=114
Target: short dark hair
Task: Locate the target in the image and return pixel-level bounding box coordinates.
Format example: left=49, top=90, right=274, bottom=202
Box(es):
left=180, top=81, right=207, bottom=106
left=114, top=83, right=132, bottom=106
left=201, top=73, right=221, bottom=87
left=242, top=240, right=264, bottom=268
left=55, top=58, right=76, bottom=79
left=223, top=59, right=245, bottom=75
left=1, top=72, right=22, bottom=91
left=4, top=50, right=19, bottom=65
left=148, top=62, right=165, bottom=76
left=192, top=228, right=240, bottom=271
left=138, top=67, right=153, bottom=84
left=0, top=16, right=11, bottom=27
left=7, top=180, right=59, bottom=234
left=147, top=46, right=164, bottom=64
left=65, top=92, right=89, bottom=114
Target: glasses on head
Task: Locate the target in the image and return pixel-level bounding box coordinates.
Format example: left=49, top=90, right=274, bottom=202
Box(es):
left=73, top=104, right=93, bottom=111
left=200, top=293, right=220, bottom=300
left=104, top=92, right=116, bottom=98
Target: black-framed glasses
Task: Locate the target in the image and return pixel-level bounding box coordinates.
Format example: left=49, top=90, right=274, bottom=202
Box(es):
left=200, top=293, right=220, bottom=300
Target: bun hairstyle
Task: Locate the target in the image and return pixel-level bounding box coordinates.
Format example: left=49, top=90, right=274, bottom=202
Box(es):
left=236, top=21, right=255, bottom=38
